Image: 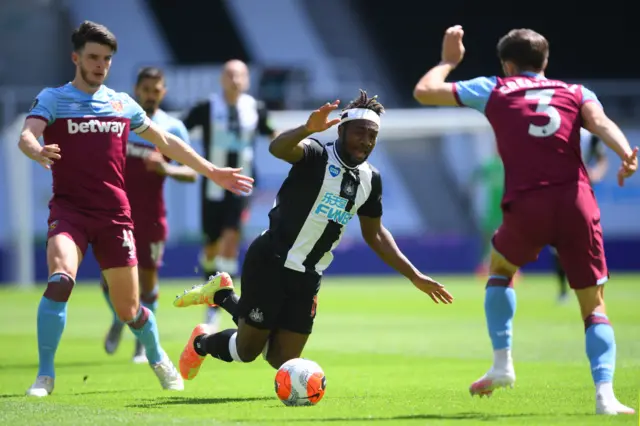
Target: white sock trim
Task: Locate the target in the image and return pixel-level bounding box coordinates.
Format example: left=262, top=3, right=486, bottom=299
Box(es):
left=261, top=339, right=270, bottom=361
left=228, top=332, right=243, bottom=362
left=493, top=348, right=513, bottom=370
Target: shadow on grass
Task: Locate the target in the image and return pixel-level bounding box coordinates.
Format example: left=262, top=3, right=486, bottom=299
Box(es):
left=235, top=412, right=590, bottom=422
left=0, top=360, right=129, bottom=371
left=128, top=395, right=273, bottom=409
left=0, top=390, right=129, bottom=399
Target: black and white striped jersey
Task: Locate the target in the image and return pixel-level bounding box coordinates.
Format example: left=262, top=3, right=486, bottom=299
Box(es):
left=267, top=138, right=383, bottom=275
left=183, top=93, right=275, bottom=201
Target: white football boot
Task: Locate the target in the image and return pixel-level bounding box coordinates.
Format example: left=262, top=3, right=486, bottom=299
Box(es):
left=469, top=365, right=516, bottom=397
left=151, top=357, right=184, bottom=390
left=26, top=376, right=54, bottom=397
left=595, top=384, right=636, bottom=415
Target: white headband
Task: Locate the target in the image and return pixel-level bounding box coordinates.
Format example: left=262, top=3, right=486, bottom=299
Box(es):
left=340, top=108, right=381, bottom=128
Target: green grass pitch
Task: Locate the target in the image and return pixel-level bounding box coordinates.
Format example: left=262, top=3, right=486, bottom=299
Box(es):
left=0, top=274, right=638, bottom=425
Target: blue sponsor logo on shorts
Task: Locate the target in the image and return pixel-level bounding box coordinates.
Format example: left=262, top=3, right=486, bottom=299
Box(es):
left=328, top=164, right=340, bottom=177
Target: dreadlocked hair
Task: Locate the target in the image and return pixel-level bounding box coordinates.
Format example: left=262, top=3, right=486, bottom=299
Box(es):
left=344, top=89, right=385, bottom=115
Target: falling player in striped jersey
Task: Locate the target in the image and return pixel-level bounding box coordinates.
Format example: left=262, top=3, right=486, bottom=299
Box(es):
left=552, top=129, right=608, bottom=303
left=413, top=25, right=636, bottom=415
left=102, top=67, right=197, bottom=363
left=18, top=21, right=253, bottom=397
left=171, top=90, right=453, bottom=381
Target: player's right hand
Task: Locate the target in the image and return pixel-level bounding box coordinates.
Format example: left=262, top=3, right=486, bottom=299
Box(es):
left=208, top=166, right=254, bottom=196
left=411, top=273, right=454, bottom=304
left=441, top=25, right=465, bottom=67
left=617, top=146, right=638, bottom=187
left=304, top=100, right=341, bottom=133
left=35, top=144, right=61, bottom=169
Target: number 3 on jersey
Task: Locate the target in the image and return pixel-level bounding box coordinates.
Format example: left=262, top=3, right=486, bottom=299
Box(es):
left=525, top=89, right=561, bottom=137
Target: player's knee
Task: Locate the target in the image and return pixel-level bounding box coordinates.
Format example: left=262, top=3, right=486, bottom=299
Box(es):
left=43, top=272, right=75, bottom=302
left=113, top=303, right=139, bottom=323
left=575, top=285, right=606, bottom=320
left=235, top=342, right=262, bottom=363
left=235, top=331, right=268, bottom=363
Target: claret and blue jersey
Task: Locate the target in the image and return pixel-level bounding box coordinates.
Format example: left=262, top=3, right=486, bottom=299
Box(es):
left=452, top=72, right=603, bottom=202
left=27, top=83, right=150, bottom=213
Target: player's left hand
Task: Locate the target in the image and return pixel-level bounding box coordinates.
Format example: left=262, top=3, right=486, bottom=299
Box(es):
left=617, top=147, right=638, bottom=187
left=441, top=25, right=465, bottom=67
left=411, top=273, right=454, bottom=304
left=144, top=151, right=169, bottom=175
left=208, top=167, right=254, bottom=196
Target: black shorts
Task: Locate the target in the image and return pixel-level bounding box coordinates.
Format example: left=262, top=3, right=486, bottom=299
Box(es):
left=237, top=232, right=321, bottom=335
left=202, top=192, right=249, bottom=243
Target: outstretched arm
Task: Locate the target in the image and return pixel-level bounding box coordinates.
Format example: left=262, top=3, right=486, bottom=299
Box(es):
left=413, top=63, right=458, bottom=106
left=581, top=101, right=638, bottom=186
left=138, top=122, right=252, bottom=195
left=269, top=100, right=341, bottom=164
left=414, top=25, right=465, bottom=106
left=359, top=216, right=453, bottom=304
left=581, top=102, right=633, bottom=161
left=268, top=125, right=313, bottom=164
left=145, top=121, right=198, bottom=182
left=144, top=151, right=197, bottom=183
left=140, top=122, right=214, bottom=176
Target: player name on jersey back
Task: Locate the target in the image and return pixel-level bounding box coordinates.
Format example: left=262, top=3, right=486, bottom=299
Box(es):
left=498, top=77, right=579, bottom=94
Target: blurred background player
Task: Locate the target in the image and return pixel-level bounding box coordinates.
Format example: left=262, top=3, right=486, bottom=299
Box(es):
left=19, top=20, right=253, bottom=397
left=414, top=26, right=637, bottom=415
left=471, top=146, right=504, bottom=276
left=101, top=67, right=197, bottom=363
left=182, top=59, right=277, bottom=328
left=172, top=91, right=453, bottom=381
left=552, top=129, right=608, bottom=303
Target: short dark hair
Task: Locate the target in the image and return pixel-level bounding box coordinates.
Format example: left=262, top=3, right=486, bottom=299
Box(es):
left=344, top=89, right=385, bottom=115
left=71, top=21, right=118, bottom=53
left=136, top=67, right=165, bottom=86
left=497, top=29, right=548, bottom=72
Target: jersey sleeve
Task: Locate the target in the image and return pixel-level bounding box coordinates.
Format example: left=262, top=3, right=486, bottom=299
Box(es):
left=581, top=86, right=603, bottom=108
left=27, top=88, right=58, bottom=125
left=299, top=138, right=325, bottom=164
left=182, top=101, right=210, bottom=130
left=122, top=94, right=150, bottom=134
left=453, top=76, right=497, bottom=113
left=256, top=101, right=276, bottom=136
left=357, top=167, right=382, bottom=218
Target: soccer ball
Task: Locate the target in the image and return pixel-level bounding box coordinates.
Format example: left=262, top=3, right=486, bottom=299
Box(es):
left=274, top=358, right=326, bottom=406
